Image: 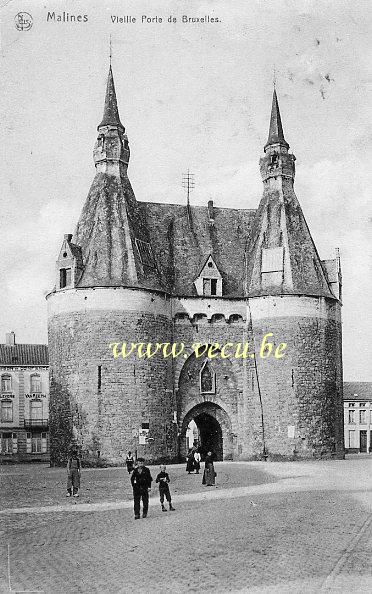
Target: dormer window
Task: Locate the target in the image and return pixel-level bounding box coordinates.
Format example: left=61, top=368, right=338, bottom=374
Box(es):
left=203, top=278, right=217, bottom=296
left=194, top=255, right=223, bottom=297
left=60, top=268, right=72, bottom=289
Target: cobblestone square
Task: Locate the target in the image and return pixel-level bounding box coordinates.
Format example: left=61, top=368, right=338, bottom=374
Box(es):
left=1, top=457, right=372, bottom=593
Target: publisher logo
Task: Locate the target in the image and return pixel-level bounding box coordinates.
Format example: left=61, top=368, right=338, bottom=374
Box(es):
left=14, top=12, right=33, bottom=31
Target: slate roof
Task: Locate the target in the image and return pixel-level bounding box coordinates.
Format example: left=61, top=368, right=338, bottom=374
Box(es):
left=0, top=344, right=48, bottom=366
left=343, top=382, right=372, bottom=401
left=141, top=202, right=256, bottom=296
left=62, top=69, right=338, bottom=302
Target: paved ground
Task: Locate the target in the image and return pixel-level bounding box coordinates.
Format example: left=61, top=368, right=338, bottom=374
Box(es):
left=1, top=457, right=372, bottom=593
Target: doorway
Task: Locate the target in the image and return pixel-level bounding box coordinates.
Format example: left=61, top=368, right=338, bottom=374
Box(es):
left=192, top=412, right=223, bottom=460
left=360, top=430, right=367, bottom=453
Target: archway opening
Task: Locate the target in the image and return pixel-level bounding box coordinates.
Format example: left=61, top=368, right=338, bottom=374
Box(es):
left=191, top=412, right=223, bottom=461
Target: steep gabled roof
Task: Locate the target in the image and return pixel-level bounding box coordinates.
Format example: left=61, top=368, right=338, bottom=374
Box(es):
left=0, top=344, right=48, bottom=366
left=264, top=89, right=289, bottom=150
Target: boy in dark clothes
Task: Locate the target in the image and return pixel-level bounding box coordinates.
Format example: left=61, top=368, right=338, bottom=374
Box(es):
left=155, top=465, right=175, bottom=512
left=130, top=458, right=153, bottom=519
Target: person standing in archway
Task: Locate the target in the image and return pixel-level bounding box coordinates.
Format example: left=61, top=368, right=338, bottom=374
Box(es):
left=186, top=448, right=195, bottom=474
left=202, top=451, right=216, bottom=486
left=194, top=449, right=201, bottom=474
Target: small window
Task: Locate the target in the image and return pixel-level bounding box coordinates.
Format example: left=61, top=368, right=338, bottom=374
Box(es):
left=30, top=400, right=43, bottom=420
left=1, top=401, right=13, bottom=422
left=261, top=247, right=284, bottom=273
left=60, top=268, right=72, bottom=289
left=348, top=409, right=355, bottom=424
left=203, top=278, right=218, bottom=296
left=348, top=402, right=355, bottom=407
left=360, top=410, right=367, bottom=425
left=200, top=361, right=215, bottom=394
left=141, top=422, right=150, bottom=430
left=30, top=374, right=41, bottom=393
left=1, top=374, right=12, bottom=392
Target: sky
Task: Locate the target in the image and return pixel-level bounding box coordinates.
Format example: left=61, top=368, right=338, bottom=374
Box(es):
left=0, top=0, right=371, bottom=380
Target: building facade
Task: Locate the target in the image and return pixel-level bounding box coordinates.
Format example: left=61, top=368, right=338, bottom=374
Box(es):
left=0, top=333, right=49, bottom=462
left=344, top=382, right=372, bottom=453
left=47, top=68, right=344, bottom=466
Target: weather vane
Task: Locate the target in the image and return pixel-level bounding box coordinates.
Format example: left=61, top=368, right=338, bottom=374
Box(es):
left=273, top=65, right=277, bottom=89
left=109, top=34, right=112, bottom=66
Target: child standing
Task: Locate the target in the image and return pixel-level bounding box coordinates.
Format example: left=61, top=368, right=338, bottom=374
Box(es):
left=155, top=465, right=175, bottom=512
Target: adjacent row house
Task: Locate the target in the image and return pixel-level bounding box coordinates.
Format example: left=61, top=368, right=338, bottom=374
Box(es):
left=344, top=382, right=372, bottom=453
left=0, top=333, right=49, bottom=462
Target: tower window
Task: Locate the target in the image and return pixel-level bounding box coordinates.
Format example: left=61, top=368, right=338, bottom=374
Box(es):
left=60, top=268, right=72, bottom=289
left=98, top=366, right=102, bottom=391
left=203, top=278, right=217, bottom=296
left=200, top=361, right=216, bottom=394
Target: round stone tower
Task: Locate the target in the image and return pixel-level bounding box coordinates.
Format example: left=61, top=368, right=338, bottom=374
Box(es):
left=245, top=90, right=344, bottom=459
left=47, top=67, right=177, bottom=465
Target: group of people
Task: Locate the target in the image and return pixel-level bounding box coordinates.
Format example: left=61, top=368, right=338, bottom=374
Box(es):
left=65, top=447, right=216, bottom=519
left=126, top=451, right=175, bottom=519
left=186, top=447, right=217, bottom=486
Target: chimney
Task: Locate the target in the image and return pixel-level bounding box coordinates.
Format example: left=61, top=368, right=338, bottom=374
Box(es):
left=208, top=200, right=214, bottom=224
left=6, top=332, right=15, bottom=346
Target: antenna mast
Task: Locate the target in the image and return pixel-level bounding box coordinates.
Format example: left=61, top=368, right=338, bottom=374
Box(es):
left=182, top=170, right=195, bottom=206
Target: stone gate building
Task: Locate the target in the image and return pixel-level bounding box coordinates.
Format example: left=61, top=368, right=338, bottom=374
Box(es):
left=47, top=67, right=344, bottom=465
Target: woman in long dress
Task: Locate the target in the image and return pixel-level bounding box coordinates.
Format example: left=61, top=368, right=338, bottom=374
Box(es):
left=202, top=451, right=216, bottom=486
left=186, top=449, right=195, bottom=474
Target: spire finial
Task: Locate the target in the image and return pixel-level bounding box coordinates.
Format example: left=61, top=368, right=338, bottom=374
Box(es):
left=109, top=34, right=112, bottom=67
left=98, top=60, right=124, bottom=130
left=264, top=88, right=289, bottom=151
left=273, top=65, right=276, bottom=89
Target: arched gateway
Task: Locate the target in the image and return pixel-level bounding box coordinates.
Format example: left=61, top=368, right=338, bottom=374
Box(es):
left=180, top=402, right=234, bottom=461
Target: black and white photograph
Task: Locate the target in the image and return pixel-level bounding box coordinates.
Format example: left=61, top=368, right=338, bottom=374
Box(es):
left=1, top=0, right=372, bottom=592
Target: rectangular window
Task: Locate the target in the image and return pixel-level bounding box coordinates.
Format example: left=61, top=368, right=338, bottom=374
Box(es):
left=30, top=400, right=43, bottom=420
left=261, top=247, right=284, bottom=273
left=31, top=433, right=42, bottom=453
left=12, top=433, right=18, bottom=454
left=349, top=402, right=355, bottom=407
left=210, top=279, right=217, bottom=295
left=348, top=410, right=355, bottom=424
left=60, top=268, right=72, bottom=288
left=30, top=375, right=42, bottom=393
left=348, top=430, right=356, bottom=448
left=360, top=410, right=367, bottom=425
left=26, top=432, right=31, bottom=453
left=1, top=375, right=12, bottom=392
left=1, top=401, right=13, bottom=422
left=98, top=366, right=102, bottom=391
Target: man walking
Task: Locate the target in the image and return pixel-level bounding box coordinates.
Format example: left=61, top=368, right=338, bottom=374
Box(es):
left=130, top=458, right=153, bottom=519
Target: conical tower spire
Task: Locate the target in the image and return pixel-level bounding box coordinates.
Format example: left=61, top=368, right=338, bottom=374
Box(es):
left=264, top=89, right=289, bottom=150
left=98, top=65, right=124, bottom=130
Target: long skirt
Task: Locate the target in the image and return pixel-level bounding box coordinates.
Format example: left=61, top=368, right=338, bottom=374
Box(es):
left=202, top=465, right=216, bottom=486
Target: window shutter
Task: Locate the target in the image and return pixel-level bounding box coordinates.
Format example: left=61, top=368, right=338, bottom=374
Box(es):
left=12, top=433, right=18, bottom=453
left=41, top=433, right=47, bottom=453
left=26, top=432, right=31, bottom=453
